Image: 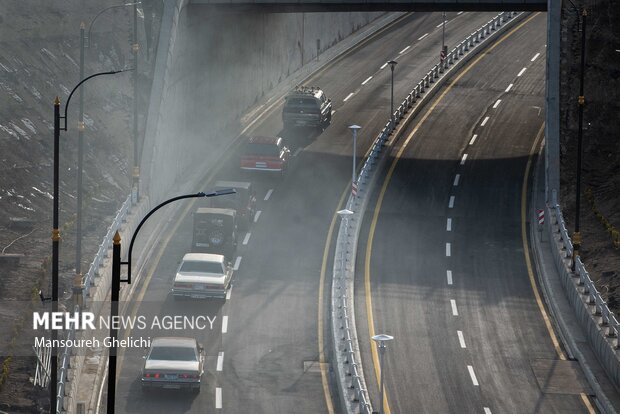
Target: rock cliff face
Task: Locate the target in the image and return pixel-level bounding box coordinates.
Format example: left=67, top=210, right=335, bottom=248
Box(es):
left=559, top=1, right=620, bottom=311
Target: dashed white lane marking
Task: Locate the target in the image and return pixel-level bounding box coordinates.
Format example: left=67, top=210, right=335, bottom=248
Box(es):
left=484, top=408, right=492, bottom=414
left=453, top=174, right=460, bottom=186
left=216, top=352, right=224, bottom=371
left=480, top=116, right=489, bottom=127
left=380, top=62, right=388, bottom=70
left=447, top=270, right=453, bottom=285
left=254, top=210, right=262, bottom=223
left=457, top=330, right=467, bottom=348
left=469, top=134, right=478, bottom=145
left=418, top=33, right=429, bottom=41
left=446, top=243, right=451, bottom=257
left=493, top=99, right=501, bottom=109
left=468, top=365, right=479, bottom=386
left=242, top=232, right=251, bottom=245
left=362, top=76, right=373, bottom=85
left=460, top=154, right=468, bottom=165
left=531, top=52, right=540, bottom=62
left=233, top=256, right=242, bottom=271
left=450, top=299, right=459, bottom=316
left=505, top=83, right=513, bottom=92
left=293, top=148, right=303, bottom=157
left=447, top=218, right=452, bottom=232
left=457, top=11, right=463, bottom=15
left=449, top=195, right=455, bottom=209
left=399, top=45, right=411, bottom=54
left=222, top=316, right=228, bottom=334
left=517, top=67, right=527, bottom=77
left=436, top=20, right=450, bottom=28
left=331, top=110, right=336, bottom=115
left=216, top=387, right=222, bottom=409
left=264, top=189, right=273, bottom=201
left=226, top=286, right=232, bottom=300
left=343, top=92, right=355, bottom=102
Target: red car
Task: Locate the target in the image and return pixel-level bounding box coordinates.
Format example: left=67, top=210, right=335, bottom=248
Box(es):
left=240, top=136, right=290, bottom=174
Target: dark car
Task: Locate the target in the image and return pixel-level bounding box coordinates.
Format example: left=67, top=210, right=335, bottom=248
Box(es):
left=240, top=136, right=290, bottom=175
left=282, top=86, right=332, bottom=130
left=192, top=207, right=237, bottom=259
left=209, top=181, right=257, bottom=230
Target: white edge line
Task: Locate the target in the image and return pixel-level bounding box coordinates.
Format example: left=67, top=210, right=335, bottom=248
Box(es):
left=450, top=299, right=458, bottom=316
left=457, top=330, right=466, bottom=348
left=264, top=189, right=273, bottom=201
left=95, top=360, right=108, bottom=414
left=254, top=210, right=262, bottom=223
left=418, top=33, right=429, bottom=41
left=216, top=352, right=224, bottom=371
left=222, top=316, right=228, bottom=334
left=242, top=232, right=251, bottom=245
left=343, top=92, right=355, bottom=102
left=467, top=365, right=479, bottom=386
left=362, top=76, right=373, bottom=85
left=233, top=256, right=242, bottom=270
left=447, top=270, right=453, bottom=285
left=216, top=387, right=223, bottom=408
left=469, top=134, right=478, bottom=145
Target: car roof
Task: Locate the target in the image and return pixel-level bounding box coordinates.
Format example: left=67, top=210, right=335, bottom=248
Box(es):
left=248, top=135, right=281, bottom=145
left=195, top=207, right=236, bottom=216
left=151, top=337, right=197, bottom=348
left=286, top=86, right=323, bottom=100
left=215, top=180, right=251, bottom=190
left=181, top=252, right=226, bottom=264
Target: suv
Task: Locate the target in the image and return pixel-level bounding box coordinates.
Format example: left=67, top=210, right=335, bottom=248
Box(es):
left=192, top=207, right=237, bottom=259
left=209, top=181, right=257, bottom=230
left=282, top=86, right=332, bottom=130
left=240, top=136, right=290, bottom=175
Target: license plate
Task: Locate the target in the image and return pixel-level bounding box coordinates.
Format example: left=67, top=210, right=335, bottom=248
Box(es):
left=163, top=384, right=181, bottom=389
left=165, top=374, right=177, bottom=380
left=190, top=294, right=205, bottom=299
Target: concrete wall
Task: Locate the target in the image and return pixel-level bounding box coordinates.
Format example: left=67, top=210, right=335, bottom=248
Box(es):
left=143, top=3, right=382, bottom=203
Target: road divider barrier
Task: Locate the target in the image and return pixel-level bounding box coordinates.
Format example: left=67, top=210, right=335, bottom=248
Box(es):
left=330, top=11, right=525, bottom=413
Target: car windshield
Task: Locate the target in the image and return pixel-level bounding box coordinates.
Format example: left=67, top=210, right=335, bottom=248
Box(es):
left=285, top=98, right=318, bottom=109
left=180, top=260, right=223, bottom=273
left=149, top=346, right=197, bottom=361
left=243, top=143, right=279, bottom=157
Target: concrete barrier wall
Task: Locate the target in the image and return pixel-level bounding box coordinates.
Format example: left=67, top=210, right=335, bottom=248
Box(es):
left=142, top=5, right=382, bottom=203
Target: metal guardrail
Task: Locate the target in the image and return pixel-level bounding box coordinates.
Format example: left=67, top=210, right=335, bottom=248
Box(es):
left=82, top=194, right=133, bottom=300
left=54, top=194, right=133, bottom=412
left=331, top=11, right=520, bottom=414
left=550, top=204, right=620, bottom=340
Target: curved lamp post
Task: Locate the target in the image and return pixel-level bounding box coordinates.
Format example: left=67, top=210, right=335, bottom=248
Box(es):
left=45, top=68, right=131, bottom=414
left=107, top=188, right=235, bottom=414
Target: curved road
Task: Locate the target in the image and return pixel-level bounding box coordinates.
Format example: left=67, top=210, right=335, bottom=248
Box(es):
left=356, top=12, right=596, bottom=414
left=109, top=10, right=505, bottom=413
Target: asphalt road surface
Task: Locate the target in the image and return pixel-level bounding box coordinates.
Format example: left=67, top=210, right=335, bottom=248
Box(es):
left=355, top=12, right=596, bottom=414
left=109, top=10, right=507, bottom=413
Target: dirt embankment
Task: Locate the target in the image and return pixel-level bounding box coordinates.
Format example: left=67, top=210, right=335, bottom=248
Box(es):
left=0, top=1, right=160, bottom=411
left=559, top=1, right=620, bottom=311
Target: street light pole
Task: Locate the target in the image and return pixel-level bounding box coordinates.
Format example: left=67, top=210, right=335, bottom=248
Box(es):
left=48, top=68, right=130, bottom=414
left=132, top=1, right=140, bottom=203
left=371, top=334, right=394, bottom=414
left=348, top=125, right=361, bottom=197
left=74, top=22, right=86, bottom=307
left=572, top=7, right=587, bottom=271
left=387, top=61, right=397, bottom=129
left=106, top=189, right=235, bottom=413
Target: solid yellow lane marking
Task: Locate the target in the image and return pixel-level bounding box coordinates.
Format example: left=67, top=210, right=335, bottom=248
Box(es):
left=364, top=12, right=541, bottom=414
left=520, top=122, right=566, bottom=360
left=520, top=124, right=596, bottom=414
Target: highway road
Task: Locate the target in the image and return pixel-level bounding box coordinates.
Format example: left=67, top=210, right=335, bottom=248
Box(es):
left=355, top=12, right=596, bottom=414
left=107, top=10, right=508, bottom=413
